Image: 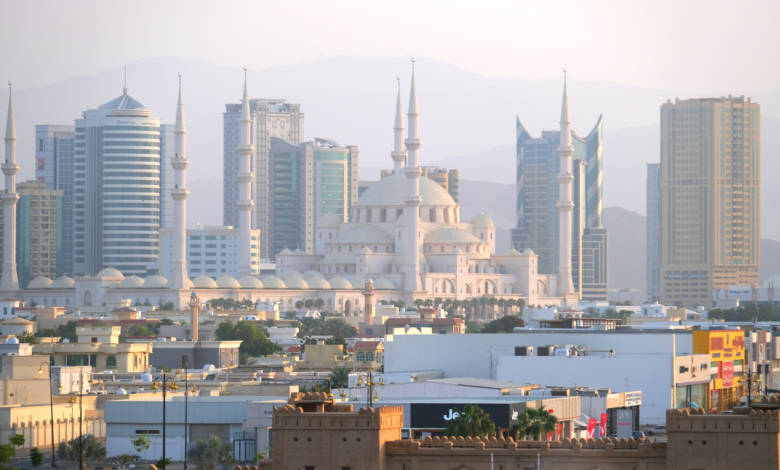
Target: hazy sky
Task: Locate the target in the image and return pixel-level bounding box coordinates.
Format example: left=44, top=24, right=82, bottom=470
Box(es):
left=2, top=0, right=778, bottom=93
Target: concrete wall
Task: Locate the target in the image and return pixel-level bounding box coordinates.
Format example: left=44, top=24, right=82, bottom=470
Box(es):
left=496, top=355, right=674, bottom=425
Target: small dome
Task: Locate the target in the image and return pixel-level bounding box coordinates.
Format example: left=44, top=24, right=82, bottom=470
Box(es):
left=426, top=227, right=480, bottom=244
left=259, top=275, right=287, bottom=289
left=202, top=364, right=215, bottom=373
left=119, top=275, right=144, bottom=288
left=216, top=276, right=241, bottom=289
left=283, top=271, right=309, bottom=289
left=115, top=388, right=128, bottom=395
left=192, top=276, right=218, bottom=289
left=374, top=277, right=397, bottom=290
left=140, top=372, right=153, bottom=383
left=5, top=335, right=19, bottom=344
left=97, top=267, right=125, bottom=280
left=143, top=275, right=169, bottom=288
left=239, top=276, right=264, bottom=289
left=522, top=248, right=535, bottom=255
left=470, top=212, right=495, bottom=228
left=328, top=276, right=353, bottom=290
left=279, top=248, right=293, bottom=255
left=305, top=276, right=331, bottom=289
left=51, top=276, right=76, bottom=288
left=303, top=270, right=325, bottom=280
left=27, top=276, right=53, bottom=289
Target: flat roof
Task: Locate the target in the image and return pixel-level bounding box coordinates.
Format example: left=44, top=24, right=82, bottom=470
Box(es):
left=427, top=377, right=538, bottom=390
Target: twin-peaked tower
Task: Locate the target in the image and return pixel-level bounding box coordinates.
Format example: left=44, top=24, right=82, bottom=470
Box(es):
left=2, top=84, right=19, bottom=291
left=556, top=74, right=576, bottom=299
left=169, top=75, right=192, bottom=290
left=401, top=63, right=422, bottom=293
left=237, top=69, right=255, bottom=277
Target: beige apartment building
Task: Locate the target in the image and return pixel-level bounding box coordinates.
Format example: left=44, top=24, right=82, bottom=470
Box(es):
left=660, top=96, right=760, bottom=307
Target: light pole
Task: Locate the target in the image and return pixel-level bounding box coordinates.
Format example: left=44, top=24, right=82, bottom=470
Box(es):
left=182, top=356, right=189, bottom=470
left=152, top=371, right=178, bottom=469
left=77, top=369, right=85, bottom=470
left=37, top=361, right=58, bottom=467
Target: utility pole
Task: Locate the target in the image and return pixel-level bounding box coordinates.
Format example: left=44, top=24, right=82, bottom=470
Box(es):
left=162, top=372, right=167, bottom=468
left=79, top=370, right=84, bottom=470
left=183, top=357, right=189, bottom=470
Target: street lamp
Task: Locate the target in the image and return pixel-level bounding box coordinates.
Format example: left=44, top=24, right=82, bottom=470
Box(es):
left=181, top=356, right=189, bottom=470
left=354, top=369, right=384, bottom=408
left=152, top=371, right=178, bottom=468
left=37, top=361, right=59, bottom=467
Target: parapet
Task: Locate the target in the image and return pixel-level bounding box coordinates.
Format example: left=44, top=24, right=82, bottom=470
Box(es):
left=667, top=407, right=780, bottom=433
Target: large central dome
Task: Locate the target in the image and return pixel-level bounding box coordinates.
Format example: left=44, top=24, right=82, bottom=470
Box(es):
left=355, top=173, right=457, bottom=208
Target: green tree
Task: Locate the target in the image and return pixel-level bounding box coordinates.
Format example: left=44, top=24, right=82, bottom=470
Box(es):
left=35, top=320, right=79, bottom=343
left=0, top=434, right=24, bottom=469
left=128, top=325, right=154, bottom=337
left=481, top=315, right=525, bottom=333
left=465, top=320, right=482, bottom=333
left=329, top=366, right=350, bottom=389
left=57, top=434, right=106, bottom=461
left=294, top=300, right=304, bottom=310
left=29, top=447, right=43, bottom=467
left=215, top=320, right=281, bottom=363
left=188, top=435, right=235, bottom=470
left=131, top=434, right=150, bottom=461
left=156, top=456, right=172, bottom=469
left=16, top=332, right=38, bottom=344
left=444, top=405, right=496, bottom=437
left=160, top=318, right=175, bottom=326
left=314, top=298, right=325, bottom=310
left=297, top=317, right=357, bottom=338
left=511, top=407, right=559, bottom=440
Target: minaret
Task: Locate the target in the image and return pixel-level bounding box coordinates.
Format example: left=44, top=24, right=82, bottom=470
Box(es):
left=170, top=74, right=192, bottom=290
left=237, top=68, right=255, bottom=276
left=391, top=77, right=406, bottom=173
left=402, top=61, right=422, bottom=293
left=556, top=71, right=576, bottom=299
left=1, top=83, right=19, bottom=291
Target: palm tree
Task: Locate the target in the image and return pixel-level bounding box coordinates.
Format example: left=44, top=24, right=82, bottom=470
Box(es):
left=511, top=407, right=559, bottom=440
left=314, top=298, right=325, bottom=310
left=188, top=435, right=234, bottom=470
left=295, top=300, right=304, bottom=310
left=444, top=404, right=496, bottom=437
left=329, top=366, right=350, bottom=389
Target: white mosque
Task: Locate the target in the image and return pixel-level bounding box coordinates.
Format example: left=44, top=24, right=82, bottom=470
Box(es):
left=1, top=66, right=578, bottom=318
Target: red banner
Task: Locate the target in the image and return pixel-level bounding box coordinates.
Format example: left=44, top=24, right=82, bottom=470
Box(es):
left=719, top=361, right=734, bottom=379
left=587, top=418, right=597, bottom=439
left=600, top=413, right=608, bottom=437
left=557, top=422, right=563, bottom=440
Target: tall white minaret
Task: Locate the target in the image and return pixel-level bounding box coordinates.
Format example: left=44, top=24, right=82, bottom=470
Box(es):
left=402, top=61, right=422, bottom=293
left=556, top=71, right=575, bottom=298
left=237, top=68, right=255, bottom=276
left=1, top=83, right=19, bottom=291
left=391, top=77, right=406, bottom=173
left=170, top=74, right=192, bottom=290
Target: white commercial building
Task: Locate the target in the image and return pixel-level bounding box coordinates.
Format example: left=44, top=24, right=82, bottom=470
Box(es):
left=158, top=226, right=260, bottom=279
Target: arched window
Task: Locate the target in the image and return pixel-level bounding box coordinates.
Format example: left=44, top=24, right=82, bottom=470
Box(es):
left=106, top=356, right=117, bottom=369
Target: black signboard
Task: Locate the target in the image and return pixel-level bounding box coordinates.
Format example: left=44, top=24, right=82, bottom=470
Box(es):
left=410, top=403, right=515, bottom=429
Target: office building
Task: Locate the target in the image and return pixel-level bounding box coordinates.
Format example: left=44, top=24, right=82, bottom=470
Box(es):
left=511, top=93, right=606, bottom=300
left=223, top=98, right=304, bottom=259
left=34, top=125, right=75, bottom=276
left=646, top=163, right=662, bottom=301
left=660, top=97, right=760, bottom=307
left=158, top=225, right=260, bottom=278
left=72, top=85, right=161, bottom=276
left=269, top=137, right=358, bottom=257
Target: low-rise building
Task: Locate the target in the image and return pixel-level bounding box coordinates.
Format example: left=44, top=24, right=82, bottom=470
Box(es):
left=692, top=328, right=745, bottom=409
left=149, top=340, right=241, bottom=370
left=33, top=325, right=152, bottom=372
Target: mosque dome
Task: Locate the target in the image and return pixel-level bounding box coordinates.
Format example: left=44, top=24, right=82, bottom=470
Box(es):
left=470, top=212, right=495, bottom=228
left=328, top=277, right=353, bottom=290
left=426, top=227, right=480, bottom=244
left=334, top=225, right=393, bottom=243
left=304, top=276, right=331, bottom=290
left=259, top=275, right=287, bottom=289
left=216, top=276, right=241, bottom=289
left=27, top=276, right=53, bottom=289
left=374, top=277, right=397, bottom=290
left=143, top=275, right=169, bottom=288
left=239, top=276, right=264, bottom=289
left=97, top=267, right=125, bottom=280
left=522, top=248, right=535, bottom=256
left=282, top=271, right=309, bottom=289
left=119, top=275, right=144, bottom=288
left=355, top=173, right=457, bottom=209
left=192, top=276, right=218, bottom=289
left=51, top=276, right=76, bottom=289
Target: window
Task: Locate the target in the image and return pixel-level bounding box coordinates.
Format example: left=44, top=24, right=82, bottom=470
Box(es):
left=106, top=356, right=117, bottom=369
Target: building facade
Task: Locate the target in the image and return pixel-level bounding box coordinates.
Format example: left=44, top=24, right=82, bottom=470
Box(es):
left=158, top=225, right=260, bottom=279
left=72, top=87, right=162, bottom=276
left=512, top=108, right=607, bottom=301
left=223, top=98, right=304, bottom=259
left=269, top=137, right=359, bottom=257
left=660, top=97, right=760, bottom=307
left=647, top=163, right=662, bottom=301
left=34, top=125, right=75, bottom=275
left=16, top=181, right=63, bottom=288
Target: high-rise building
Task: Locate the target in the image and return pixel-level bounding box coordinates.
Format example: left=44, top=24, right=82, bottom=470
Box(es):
left=223, top=98, right=304, bottom=259
left=660, top=96, right=760, bottom=307
left=34, top=125, right=75, bottom=275
left=269, top=137, right=358, bottom=257
left=72, top=85, right=161, bottom=276
left=158, top=226, right=260, bottom=279
left=15, top=181, right=63, bottom=288
left=511, top=101, right=607, bottom=300
left=646, top=163, right=662, bottom=301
